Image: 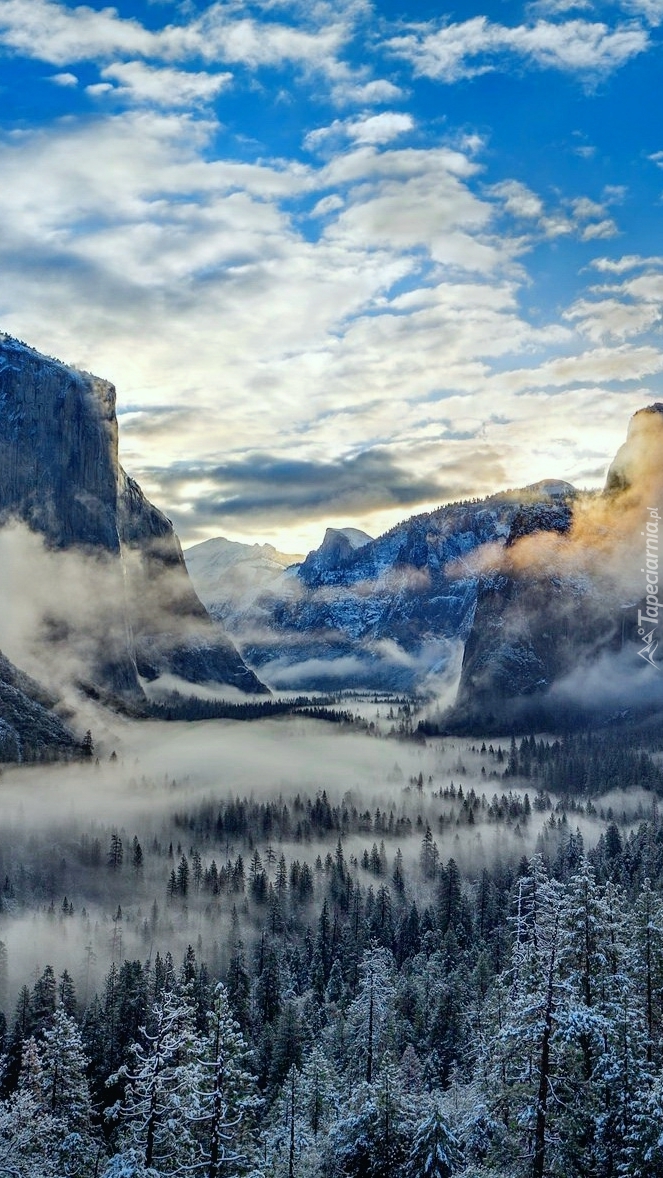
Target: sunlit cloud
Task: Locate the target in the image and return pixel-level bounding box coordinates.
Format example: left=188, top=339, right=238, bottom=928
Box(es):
left=387, top=16, right=649, bottom=83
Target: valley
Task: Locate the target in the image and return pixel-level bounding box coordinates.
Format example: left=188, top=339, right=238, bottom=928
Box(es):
left=2, top=335, right=663, bottom=1176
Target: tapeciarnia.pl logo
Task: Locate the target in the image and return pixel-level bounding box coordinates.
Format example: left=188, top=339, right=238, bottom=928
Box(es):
left=638, top=506, right=661, bottom=669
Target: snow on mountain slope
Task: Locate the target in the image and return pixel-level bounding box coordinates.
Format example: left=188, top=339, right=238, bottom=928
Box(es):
left=185, top=496, right=567, bottom=692
left=184, top=537, right=304, bottom=623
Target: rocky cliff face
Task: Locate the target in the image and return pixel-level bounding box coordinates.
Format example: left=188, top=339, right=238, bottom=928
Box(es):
left=446, top=412, right=663, bottom=731
left=187, top=492, right=560, bottom=691
left=0, top=337, right=120, bottom=550
left=605, top=402, right=663, bottom=497
left=448, top=493, right=622, bottom=730
left=0, top=650, right=78, bottom=762
left=0, top=334, right=266, bottom=704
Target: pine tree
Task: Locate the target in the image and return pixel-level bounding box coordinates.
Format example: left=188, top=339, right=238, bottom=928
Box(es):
left=30, top=964, right=57, bottom=1037
left=346, top=946, right=396, bottom=1084
left=226, top=938, right=251, bottom=1033
left=300, top=1046, right=338, bottom=1138
left=109, top=985, right=199, bottom=1174
left=40, top=1007, right=94, bottom=1135
left=0, top=1085, right=63, bottom=1177
left=108, top=833, right=123, bottom=871
left=186, top=983, right=259, bottom=1177
left=58, top=970, right=77, bottom=1018
left=407, top=1102, right=460, bottom=1178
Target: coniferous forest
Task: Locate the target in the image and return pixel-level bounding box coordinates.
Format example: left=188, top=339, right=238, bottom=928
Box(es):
left=1, top=724, right=663, bottom=1178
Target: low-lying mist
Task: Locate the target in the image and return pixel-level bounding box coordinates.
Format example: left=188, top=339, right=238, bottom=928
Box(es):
left=0, top=710, right=649, bottom=1012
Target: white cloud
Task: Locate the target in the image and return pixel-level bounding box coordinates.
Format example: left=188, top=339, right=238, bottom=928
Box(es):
left=570, top=196, right=605, bottom=219
left=306, top=111, right=414, bottom=149
left=621, top=0, right=663, bottom=25
left=49, top=70, right=77, bottom=86
left=335, top=78, right=404, bottom=103
left=345, top=111, right=414, bottom=144
left=0, top=0, right=157, bottom=64
left=565, top=296, right=662, bottom=341
left=539, top=212, right=575, bottom=236
left=311, top=193, right=345, bottom=216
left=590, top=254, right=663, bottom=272
left=494, top=345, right=663, bottom=390
left=581, top=217, right=618, bottom=239
left=0, top=0, right=352, bottom=79
left=490, top=182, right=620, bottom=242
left=100, top=61, right=232, bottom=107
left=388, top=16, right=649, bottom=83
left=491, top=180, right=544, bottom=219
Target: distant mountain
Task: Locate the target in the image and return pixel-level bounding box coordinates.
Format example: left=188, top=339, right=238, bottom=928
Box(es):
left=186, top=489, right=572, bottom=691
left=0, top=334, right=267, bottom=721
left=184, top=402, right=663, bottom=721
left=185, top=537, right=304, bottom=626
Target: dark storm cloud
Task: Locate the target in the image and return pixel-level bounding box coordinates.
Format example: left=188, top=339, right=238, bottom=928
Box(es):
left=145, top=445, right=507, bottom=526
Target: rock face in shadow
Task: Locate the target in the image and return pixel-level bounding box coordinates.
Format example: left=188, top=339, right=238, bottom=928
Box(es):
left=448, top=499, right=622, bottom=732
left=0, top=337, right=120, bottom=550
left=0, top=651, right=78, bottom=762
left=188, top=494, right=563, bottom=692
left=445, top=414, right=663, bottom=732
left=0, top=334, right=267, bottom=699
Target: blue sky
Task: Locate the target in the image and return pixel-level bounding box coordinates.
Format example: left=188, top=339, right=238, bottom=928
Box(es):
left=1, top=0, right=663, bottom=550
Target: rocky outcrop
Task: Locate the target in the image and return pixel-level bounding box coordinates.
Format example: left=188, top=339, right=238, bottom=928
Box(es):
left=445, top=411, right=663, bottom=731
left=187, top=494, right=558, bottom=691
left=0, top=337, right=120, bottom=550
left=0, top=334, right=266, bottom=699
left=298, top=527, right=373, bottom=585
left=448, top=499, right=620, bottom=731
left=605, top=402, right=663, bottom=497
left=0, top=650, right=78, bottom=762
left=117, top=471, right=266, bottom=692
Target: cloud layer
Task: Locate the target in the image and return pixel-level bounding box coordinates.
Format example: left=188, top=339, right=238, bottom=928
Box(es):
left=0, top=0, right=662, bottom=549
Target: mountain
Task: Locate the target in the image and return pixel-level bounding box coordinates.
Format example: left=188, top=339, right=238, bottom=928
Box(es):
left=186, top=489, right=575, bottom=692
left=443, top=406, right=663, bottom=731
left=184, top=537, right=304, bottom=626
left=298, top=527, right=373, bottom=583
left=184, top=400, right=663, bottom=718
left=0, top=334, right=267, bottom=707
left=0, top=650, right=79, bottom=762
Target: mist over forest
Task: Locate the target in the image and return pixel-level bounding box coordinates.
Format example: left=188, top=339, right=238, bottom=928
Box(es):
left=4, top=343, right=663, bottom=1177
left=3, top=704, right=663, bottom=1178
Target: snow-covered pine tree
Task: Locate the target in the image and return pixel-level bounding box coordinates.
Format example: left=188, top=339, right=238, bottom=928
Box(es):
left=345, top=946, right=396, bottom=1084
left=186, top=982, right=260, bottom=1177
left=40, top=1006, right=94, bottom=1134
left=108, top=984, right=199, bottom=1174
left=406, top=1102, right=461, bottom=1178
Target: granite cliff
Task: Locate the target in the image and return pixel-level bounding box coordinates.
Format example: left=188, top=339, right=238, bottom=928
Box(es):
left=0, top=334, right=266, bottom=723
left=445, top=410, right=663, bottom=731
left=0, top=650, right=79, bottom=762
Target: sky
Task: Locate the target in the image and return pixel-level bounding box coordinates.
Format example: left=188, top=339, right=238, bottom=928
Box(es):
left=1, top=0, right=663, bottom=553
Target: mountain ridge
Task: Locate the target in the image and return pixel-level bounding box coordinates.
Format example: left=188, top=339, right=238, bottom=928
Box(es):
left=0, top=333, right=267, bottom=756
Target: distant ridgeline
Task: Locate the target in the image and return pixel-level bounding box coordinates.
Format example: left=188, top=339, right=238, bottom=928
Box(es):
left=2, top=330, right=663, bottom=755
left=188, top=408, right=663, bottom=728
